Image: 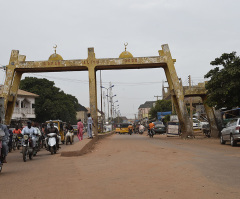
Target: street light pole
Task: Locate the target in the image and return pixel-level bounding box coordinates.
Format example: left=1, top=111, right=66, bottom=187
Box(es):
left=101, top=85, right=114, bottom=123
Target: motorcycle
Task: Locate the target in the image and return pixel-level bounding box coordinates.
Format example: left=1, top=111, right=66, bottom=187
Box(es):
left=47, top=133, right=58, bottom=155
left=22, top=133, right=34, bottom=162
left=128, top=129, right=133, bottom=135
left=16, top=134, right=22, bottom=150
left=65, top=131, right=74, bottom=145
left=8, top=133, right=13, bottom=152
left=12, top=134, right=17, bottom=151
left=139, top=129, right=144, bottom=135
left=148, top=128, right=154, bottom=138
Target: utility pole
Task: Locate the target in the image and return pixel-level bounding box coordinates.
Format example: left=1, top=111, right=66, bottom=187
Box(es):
left=188, top=75, right=193, bottom=129
left=100, top=70, right=103, bottom=133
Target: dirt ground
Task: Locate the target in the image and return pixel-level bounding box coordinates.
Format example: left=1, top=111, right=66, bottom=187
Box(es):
left=1, top=132, right=240, bottom=199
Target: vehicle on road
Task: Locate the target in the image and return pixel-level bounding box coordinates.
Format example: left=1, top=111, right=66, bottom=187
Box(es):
left=220, top=118, right=240, bottom=146
left=153, top=121, right=166, bottom=134
left=22, top=133, right=34, bottom=162
left=148, top=128, right=154, bottom=138
left=46, top=120, right=65, bottom=144
left=115, top=123, right=129, bottom=134
left=72, top=125, right=78, bottom=134
left=65, top=131, right=74, bottom=145
left=47, top=133, right=58, bottom=154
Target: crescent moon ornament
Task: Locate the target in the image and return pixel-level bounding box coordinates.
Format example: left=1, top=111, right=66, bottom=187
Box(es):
left=124, top=42, right=128, bottom=51
left=53, top=44, right=57, bottom=54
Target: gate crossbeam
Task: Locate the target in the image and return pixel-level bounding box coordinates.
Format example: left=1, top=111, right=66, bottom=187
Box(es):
left=1, top=44, right=194, bottom=138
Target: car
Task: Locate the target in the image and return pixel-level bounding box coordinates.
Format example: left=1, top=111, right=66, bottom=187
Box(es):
left=220, top=118, right=240, bottom=146
left=153, top=121, right=166, bottom=134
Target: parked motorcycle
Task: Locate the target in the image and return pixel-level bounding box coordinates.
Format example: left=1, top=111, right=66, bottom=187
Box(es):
left=22, top=133, right=34, bottom=162
left=65, top=131, right=73, bottom=145
left=47, top=133, right=58, bottom=155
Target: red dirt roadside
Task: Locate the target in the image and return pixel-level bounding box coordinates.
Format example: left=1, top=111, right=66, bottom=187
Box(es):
left=0, top=132, right=239, bottom=199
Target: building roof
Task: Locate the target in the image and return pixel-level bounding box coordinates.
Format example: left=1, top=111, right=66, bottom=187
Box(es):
left=78, top=104, right=88, bottom=112
left=0, top=85, right=39, bottom=97
left=138, top=101, right=156, bottom=109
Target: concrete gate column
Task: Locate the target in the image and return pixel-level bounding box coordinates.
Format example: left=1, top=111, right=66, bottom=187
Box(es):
left=2, top=50, right=25, bottom=124
left=201, top=96, right=219, bottom=138
left=160, top=44, right=193, bottom=138
left=87, top=48, right=98, bottom=137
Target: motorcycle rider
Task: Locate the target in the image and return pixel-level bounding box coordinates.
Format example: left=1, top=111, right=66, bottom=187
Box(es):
left=0, top=118, right=10, bottom=163
left=148, top=121, right=155, bottom=136
left=47, top=122, right=60, bottom=149
left=13, top=125, right=22, bottom=135
left=21, top=121, right=37, bottom=153
left=139, top=123, right=144, bottom=134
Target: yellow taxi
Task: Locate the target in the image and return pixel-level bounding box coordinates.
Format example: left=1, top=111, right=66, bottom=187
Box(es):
left=115, top=123, right=130, bottom=134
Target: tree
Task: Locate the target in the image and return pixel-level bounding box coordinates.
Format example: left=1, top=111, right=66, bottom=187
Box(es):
left=20, top=77, right=81, bottom=124
left=149, top=100, right=172, bottom=119
left=204, top=52, right=240, bottom=109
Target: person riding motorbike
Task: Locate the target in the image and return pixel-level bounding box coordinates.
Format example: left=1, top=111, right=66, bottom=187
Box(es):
left=148, top=122, right=155, bottom=136
left=0, top=121, right=9, bottom=163
left=47, top=122, right=60, bottom=149
left=13, top=126, right=22, bottom=135
left=139, top=124, right=144, bottom=134
left=128, top=124, right=133, bottom=134
left=21, top=121, right=38, bottom=154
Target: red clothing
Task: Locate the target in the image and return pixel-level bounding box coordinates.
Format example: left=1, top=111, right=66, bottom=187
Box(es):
left=77, top=121, right=84, bottom=141
left=13, top=129, right=22, bottom=134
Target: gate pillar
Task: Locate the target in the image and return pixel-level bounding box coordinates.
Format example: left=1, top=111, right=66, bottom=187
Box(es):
left=87, top=48, right=98, bottom=136
left=160, top=44, right=193, bottom=138
left=201, top=96, right=219, bottom=138
left=2, top=50, right=25, bottom=124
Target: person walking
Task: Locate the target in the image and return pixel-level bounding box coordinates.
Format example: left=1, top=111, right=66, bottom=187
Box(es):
left=87, top=113, right=94, bottom=139
left=77, top=119, right=84, bottom=141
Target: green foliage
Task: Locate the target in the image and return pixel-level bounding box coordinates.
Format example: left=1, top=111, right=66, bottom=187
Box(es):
left=113, top=117, right=123, bottom=124
left=163, top=114, right=170, bottom=124
left=20, top=77, right=81, bottom=124
left=204, top=52, right=240, bottom=109
left=149, top=100, right=172, bottom=119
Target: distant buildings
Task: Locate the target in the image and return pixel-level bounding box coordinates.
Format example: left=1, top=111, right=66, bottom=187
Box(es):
left=138, top=101, right=156, bottom=120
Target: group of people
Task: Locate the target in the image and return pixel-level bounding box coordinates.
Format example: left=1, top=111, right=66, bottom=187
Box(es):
left=77, top=113, right=94, bottom=140
left=0, top=112, right=95, bottom=164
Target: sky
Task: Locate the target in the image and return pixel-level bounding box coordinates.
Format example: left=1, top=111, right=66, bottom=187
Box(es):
left=0, top=0, right=240, bottom=119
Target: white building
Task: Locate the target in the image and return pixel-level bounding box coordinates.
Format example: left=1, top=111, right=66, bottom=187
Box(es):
left=12, top=89, right=39, bottom=121
left=0, top=85, right=39, bottom=121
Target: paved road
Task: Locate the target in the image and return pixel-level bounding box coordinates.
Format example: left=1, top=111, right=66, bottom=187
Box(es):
left=0, top=132, right=240, bottom=199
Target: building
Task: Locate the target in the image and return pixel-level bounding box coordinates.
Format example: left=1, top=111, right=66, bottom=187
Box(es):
left=76, top=104, right=88, bottom=124
left=0, top=85, right=38, bottom=122
left=138, top=101, right=156, bottom=120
